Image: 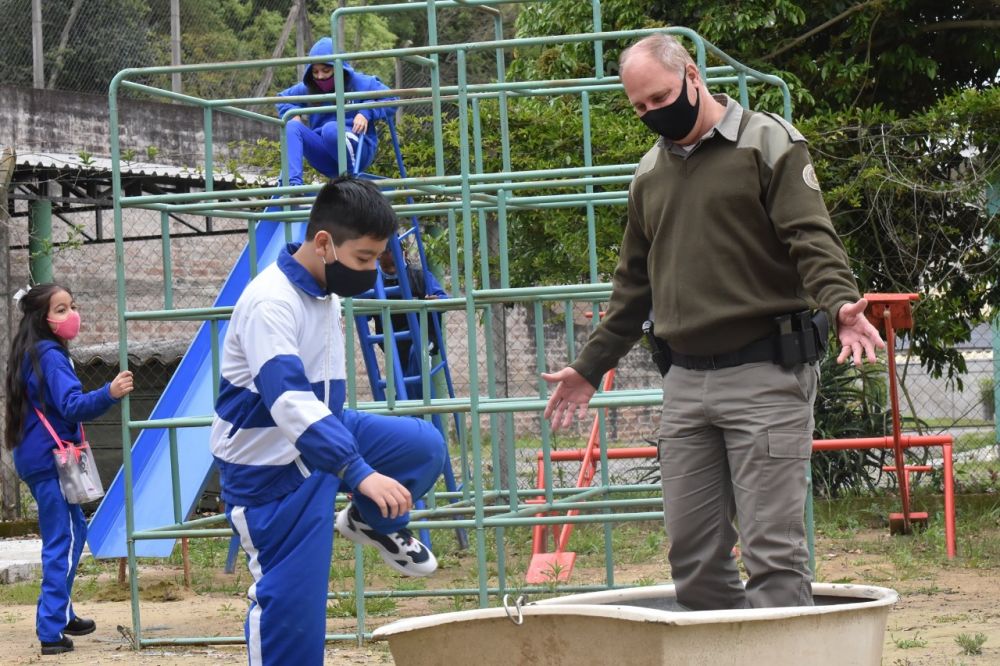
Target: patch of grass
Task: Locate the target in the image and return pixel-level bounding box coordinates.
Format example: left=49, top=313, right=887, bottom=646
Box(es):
left=892, top=632, right=927, bottom=649
left=953, top=431, right=997, bottom=453
left=954, top=632, right=987, bottom=656
left=327, top=593, right=397, bottom=618
left=932, top=613, right=969, bottom=624
left=2, top=610, right=24, bottom=624
left=0, top=581, right=41, bottom=605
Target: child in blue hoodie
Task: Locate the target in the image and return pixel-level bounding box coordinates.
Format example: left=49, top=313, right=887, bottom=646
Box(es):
left=4, top=283, right=133, bottom=655
left=277, top=37, right=398, bottom=184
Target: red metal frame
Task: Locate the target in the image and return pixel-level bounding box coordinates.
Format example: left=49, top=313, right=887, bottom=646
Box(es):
left=526, top=293, right=957, bottom=583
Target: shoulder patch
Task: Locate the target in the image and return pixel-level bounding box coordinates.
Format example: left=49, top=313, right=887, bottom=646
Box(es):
left=802, top=164, right=821, bottom=191
left=762, top=112, right=806, bottom=143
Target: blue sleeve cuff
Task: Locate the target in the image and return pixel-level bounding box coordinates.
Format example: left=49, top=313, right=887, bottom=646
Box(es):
left=105, top=383, right=121, bottom=403
left=341, top=458, right=376, bottom=489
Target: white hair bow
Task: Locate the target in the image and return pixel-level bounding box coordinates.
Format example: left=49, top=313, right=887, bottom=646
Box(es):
left=12, top=285, right=31, bottom=307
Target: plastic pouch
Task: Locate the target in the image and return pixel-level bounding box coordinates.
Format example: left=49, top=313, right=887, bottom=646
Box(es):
left=35, top=407, right=105, bottom=504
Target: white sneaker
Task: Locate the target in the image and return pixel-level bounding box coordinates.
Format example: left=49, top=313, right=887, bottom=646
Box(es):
left=335, top=505, right=438, bottom=577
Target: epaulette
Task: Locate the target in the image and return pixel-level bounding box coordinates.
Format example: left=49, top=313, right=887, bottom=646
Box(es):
left=761, top=111, right=806, bottom=143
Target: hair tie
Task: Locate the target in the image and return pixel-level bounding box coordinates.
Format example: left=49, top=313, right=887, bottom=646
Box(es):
left=12, top=285, right=31, bottom=308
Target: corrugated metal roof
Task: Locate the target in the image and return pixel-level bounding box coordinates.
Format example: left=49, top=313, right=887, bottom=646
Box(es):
left=72, top=339, right=189, bottom=366
left=15, top=151, right=274, bottom=185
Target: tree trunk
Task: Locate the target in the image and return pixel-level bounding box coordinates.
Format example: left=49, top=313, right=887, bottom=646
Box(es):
left=253, top=3, right=301, bottom=100
left=47, top=0, right=84, bottom=89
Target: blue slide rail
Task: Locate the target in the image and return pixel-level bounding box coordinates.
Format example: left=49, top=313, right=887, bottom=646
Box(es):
left=88, top=215, right=305, bottom=558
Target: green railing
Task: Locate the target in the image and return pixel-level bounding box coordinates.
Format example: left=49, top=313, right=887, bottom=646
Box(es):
left=109, top=0, right=793, bottom=648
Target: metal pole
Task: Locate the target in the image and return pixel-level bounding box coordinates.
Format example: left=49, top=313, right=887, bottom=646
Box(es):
left=28, top=192, right=53, bottom=284
left=0, top=147, right=17, bottom=520
left=170, top=0, right=182, bottom=94
left=31, top=0, right=44, bottom=88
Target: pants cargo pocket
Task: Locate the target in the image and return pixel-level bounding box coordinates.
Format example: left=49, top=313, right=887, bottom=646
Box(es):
left=754, top=429, right=811, bottom=522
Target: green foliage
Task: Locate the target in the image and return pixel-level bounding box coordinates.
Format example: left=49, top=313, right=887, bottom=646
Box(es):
left=0, top=0, right=157, bottom=92
left=392, top=95, right=649, bottom=287
left=954, top=632, right=987, bottom=656
left=811, top=350, right=892, bottom=497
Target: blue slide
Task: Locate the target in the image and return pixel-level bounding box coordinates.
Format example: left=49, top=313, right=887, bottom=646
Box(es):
left=88, top=215, right=305, bottom=558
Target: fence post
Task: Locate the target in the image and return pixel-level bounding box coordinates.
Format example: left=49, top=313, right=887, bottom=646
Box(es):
left=170, top=0, right=182, bottom=94
left=31, top=0, right=44, bottom=88
left=0, top=147, right=18, bottom=519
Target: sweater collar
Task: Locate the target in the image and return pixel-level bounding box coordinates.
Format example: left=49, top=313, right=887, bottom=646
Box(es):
left=663, top=94, right=743, bottom=157
left=278, top=243, right=327, bottom=298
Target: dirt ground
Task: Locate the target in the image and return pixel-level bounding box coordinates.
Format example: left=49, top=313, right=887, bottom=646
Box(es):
left=3, top=526, right=999, bottom=665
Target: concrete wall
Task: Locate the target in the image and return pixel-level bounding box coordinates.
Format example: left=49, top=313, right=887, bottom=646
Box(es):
left=1, top=84, right=272, bottom=163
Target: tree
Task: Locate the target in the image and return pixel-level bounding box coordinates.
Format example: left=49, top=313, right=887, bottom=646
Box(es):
left=392, top=0, right=999, bottom=386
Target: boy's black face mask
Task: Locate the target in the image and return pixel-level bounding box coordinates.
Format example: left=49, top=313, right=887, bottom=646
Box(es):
left=323, top=246, right=377, bottom=297
left=639, top=73, right=701, bottom=142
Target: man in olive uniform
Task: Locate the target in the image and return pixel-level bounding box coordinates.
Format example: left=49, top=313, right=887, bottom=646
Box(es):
left=542, top=33, right=884, bottom=611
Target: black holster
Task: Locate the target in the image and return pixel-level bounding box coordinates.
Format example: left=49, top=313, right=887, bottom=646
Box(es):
left=774, top=310, right=829, bottom=367
left=642, top=320, right=671, bottom=376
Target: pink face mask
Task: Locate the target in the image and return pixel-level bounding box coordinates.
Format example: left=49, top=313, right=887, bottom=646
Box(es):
left=314, top=76, right=335, bottom=93
left=48, top=310, right=81, bottom=341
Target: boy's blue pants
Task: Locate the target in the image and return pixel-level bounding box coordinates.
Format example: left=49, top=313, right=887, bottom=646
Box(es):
left=284, top=121, right=375, bottom=184
left=226, top=411, right=446, bottom=665
left=29, top=478, right=86, bottom=642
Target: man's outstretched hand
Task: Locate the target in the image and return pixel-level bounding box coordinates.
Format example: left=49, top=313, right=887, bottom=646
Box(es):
left=541, top=367, right=597, bottom=430
left=836, top=298, right=886, bottom=366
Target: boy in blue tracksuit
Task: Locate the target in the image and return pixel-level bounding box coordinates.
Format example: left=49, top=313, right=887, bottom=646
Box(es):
left=210, top=175, right=445, bottom=665
left=5, top=283, right=134, bottom=655
left=277, top=37, right=398, bottom=183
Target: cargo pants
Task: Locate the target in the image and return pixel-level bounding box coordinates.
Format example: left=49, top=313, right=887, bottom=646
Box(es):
left=658, top=361, right=818, bottom=610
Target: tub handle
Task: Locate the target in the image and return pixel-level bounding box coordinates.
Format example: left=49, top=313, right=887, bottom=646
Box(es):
left=502, top=594, right=527, bottom=626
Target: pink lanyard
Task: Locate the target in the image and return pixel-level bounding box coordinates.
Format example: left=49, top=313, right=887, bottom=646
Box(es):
left=33, top=407, right=87, bottom=462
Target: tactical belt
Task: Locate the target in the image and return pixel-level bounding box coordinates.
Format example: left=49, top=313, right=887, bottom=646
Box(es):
left=668, top=336, right=777, bottom=371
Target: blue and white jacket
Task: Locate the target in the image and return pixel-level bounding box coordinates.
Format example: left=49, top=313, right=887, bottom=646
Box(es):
left=276, top=37, right=398, bottom=166
left=210, top=244, right=375, bottom=506
left=13, top=341, right=119, bottom=486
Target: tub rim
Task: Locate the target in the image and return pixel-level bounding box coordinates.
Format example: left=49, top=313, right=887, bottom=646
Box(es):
left=371, top=582, right=898, bottom=639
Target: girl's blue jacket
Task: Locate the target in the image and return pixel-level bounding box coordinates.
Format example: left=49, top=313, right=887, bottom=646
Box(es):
left=12, top=340, right=118, bottom=486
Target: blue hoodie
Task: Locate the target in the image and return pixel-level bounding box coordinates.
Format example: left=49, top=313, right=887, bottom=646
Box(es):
left=12, top=340, right=119, bottom=486
left=276, top=37, right=398, bottom=165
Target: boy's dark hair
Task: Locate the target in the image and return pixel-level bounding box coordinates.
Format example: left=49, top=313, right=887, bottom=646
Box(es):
left=306, top=175, right=398, bottom=244
left=4, top=283, right=71, bottom=450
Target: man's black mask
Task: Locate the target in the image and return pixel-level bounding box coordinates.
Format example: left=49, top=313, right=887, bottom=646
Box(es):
left=639, top=73, right=701, bottom=142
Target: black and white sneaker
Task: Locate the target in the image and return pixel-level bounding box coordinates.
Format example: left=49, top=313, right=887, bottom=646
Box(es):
left=335, top=505, right=438, bottom=577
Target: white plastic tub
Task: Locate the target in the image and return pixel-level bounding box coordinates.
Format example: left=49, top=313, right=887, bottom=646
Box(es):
left=372, top=583, right=897, bottom=666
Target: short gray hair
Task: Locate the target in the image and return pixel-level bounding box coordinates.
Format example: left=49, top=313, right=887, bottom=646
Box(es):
left=619, top=33, right=694, bottom=77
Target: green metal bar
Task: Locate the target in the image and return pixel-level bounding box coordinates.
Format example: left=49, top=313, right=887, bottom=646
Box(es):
left=168, top=429, right=182, bottom=523
left=108, top=70, right=143, bottom=651
left=455, top=47, right=491, bottom=608
left=159, top=212, right=174, bottom=309
left=28, top=199, right=53, bottom=283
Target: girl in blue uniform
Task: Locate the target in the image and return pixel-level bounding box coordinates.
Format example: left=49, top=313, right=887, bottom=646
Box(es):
left=4, top=283, right=133, bottom=655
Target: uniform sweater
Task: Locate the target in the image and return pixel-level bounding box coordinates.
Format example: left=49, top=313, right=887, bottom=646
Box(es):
left=572, top=97, right=861, bottom=388
left=13, top=340, right=118, bottom=486
left=276, top=37, right=398, bottom=164
left=210, top=244, right=375, bottom=507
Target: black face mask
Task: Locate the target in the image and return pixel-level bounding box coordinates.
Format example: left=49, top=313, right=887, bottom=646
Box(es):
left=639, top=73, right=701, bottom=142
left=324, top=255, right=377, bottom=298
